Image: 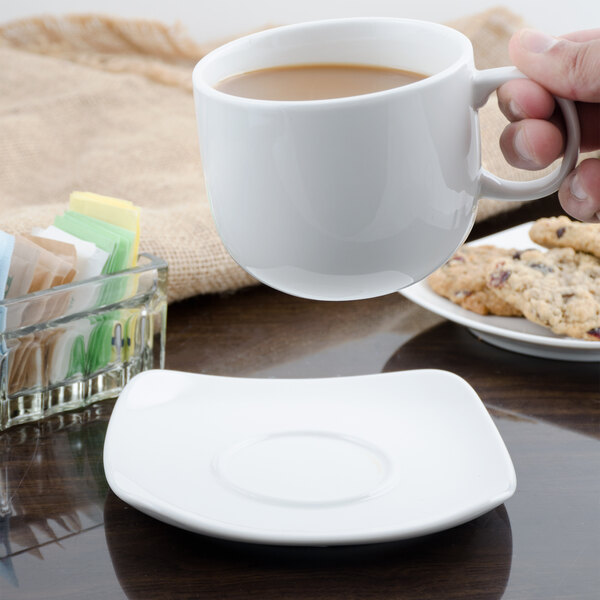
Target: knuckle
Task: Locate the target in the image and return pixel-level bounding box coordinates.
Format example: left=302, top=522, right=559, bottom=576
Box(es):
left=565, top=42, right=600, bottom=99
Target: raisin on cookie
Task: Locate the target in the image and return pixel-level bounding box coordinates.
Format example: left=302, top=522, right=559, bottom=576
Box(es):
left=487, top=248, right=600, bottom=341
left=529, top=216, right=600, bottom=259
left=427, top=245, right=522, bottom=316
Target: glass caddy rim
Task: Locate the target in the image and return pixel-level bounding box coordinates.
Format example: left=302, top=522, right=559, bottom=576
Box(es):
left=0, top=252, right=167, bottom=308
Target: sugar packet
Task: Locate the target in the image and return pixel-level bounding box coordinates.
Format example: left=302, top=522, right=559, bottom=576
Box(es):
left=24, top=234, right=77, bottom=284
left=54, top=211, right=135, bottom=274
left=0, top=230, right=15, bottom=333
left=5, top=235, right=76, bottom=296
left=0, top=231, right=15, bottom=300
left=32, top=225, right=109, bottom=281
left=70, top=191, right=141, bottom=265
left=4, top=235, right=78, bottom=330
left=4, top=235, right=39, bottom=299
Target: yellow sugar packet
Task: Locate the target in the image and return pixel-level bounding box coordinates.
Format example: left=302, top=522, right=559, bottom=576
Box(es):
left=72, top=191, right=133, bottom=208
left=69, top=191, right=141, bottom=266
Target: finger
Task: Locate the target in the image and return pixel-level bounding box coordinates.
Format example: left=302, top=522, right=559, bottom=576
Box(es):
left=497, top=79, right=555, bottom=121
left=559, top=158, right=600, bottom=222
left=500, top=119, right=563, bottom=170
left=498, top=94, right=599, bottom=152
left=509, top=29, right=600, bottom=101
left=560, top=29, right=600, bottom=44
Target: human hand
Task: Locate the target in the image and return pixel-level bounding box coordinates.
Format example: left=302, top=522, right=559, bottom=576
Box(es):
left=497, top=29, right=600, bottom=222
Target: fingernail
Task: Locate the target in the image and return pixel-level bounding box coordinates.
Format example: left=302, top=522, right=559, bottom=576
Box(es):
left=570, top=173, right=588, bottom=202
left=509, top=99, right=525, bottom=119
left=519, top=29, right=558, bottom=53
left=513, top=128, right=534, bottom=162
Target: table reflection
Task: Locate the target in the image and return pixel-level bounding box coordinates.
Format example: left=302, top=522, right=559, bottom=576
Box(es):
left=104, top=492, right=513, bottom=600
left=384, top=321, right=600, bottom=439
left=0, top=404, right=112, bottom=587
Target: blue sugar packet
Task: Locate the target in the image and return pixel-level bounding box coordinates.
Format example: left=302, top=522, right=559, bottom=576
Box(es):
left=0, top=230, right=15, bottom=333
left=0, top=230, right=15, bottom=300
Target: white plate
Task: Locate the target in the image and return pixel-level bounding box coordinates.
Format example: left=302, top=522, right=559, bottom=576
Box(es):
left=401, top=222, right=600, bottom=362
left=104, top=369, right=516, bottom=546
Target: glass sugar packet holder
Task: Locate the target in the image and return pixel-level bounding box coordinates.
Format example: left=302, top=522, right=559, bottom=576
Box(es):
left=0, top=253, right=167, bottom=431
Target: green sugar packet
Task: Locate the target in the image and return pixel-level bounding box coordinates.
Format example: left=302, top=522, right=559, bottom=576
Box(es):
left=85, top=314, right=115, bottom=375
left=54, top=213, right=135, bottom=374
left=54, top=211, right=135, bottom=274
left=66, top=333, right=86, bottom=380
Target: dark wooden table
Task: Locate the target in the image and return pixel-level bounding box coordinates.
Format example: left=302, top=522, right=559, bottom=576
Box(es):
left=1, top=196, right=599, bottom=600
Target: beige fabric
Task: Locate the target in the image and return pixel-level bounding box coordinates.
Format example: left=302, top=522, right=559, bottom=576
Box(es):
left=0, top=8, right=569, bottom=302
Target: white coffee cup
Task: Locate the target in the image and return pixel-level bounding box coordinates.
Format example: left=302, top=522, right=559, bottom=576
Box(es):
left=193, top=18, right=579, bottom=301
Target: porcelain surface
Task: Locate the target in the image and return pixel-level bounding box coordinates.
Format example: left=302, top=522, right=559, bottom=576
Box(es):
left=104, top=369, right=516, bottom=545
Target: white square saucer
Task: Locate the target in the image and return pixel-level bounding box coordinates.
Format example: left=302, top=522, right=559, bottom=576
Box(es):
left=103, top=369, right=516, bottom=546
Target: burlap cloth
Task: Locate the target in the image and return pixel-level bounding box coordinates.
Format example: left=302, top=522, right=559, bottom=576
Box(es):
left=0, top=7, right=563, bottom=303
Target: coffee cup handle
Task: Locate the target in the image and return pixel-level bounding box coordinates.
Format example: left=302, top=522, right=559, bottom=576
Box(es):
left=472, top=66, right=580, bottom=201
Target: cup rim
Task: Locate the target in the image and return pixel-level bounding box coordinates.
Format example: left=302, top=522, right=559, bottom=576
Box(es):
left=192, top=17, right=474, bottom=107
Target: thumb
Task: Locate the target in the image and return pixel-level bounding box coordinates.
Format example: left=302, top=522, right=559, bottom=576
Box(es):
left=509, top=29, right=600, bottom=102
